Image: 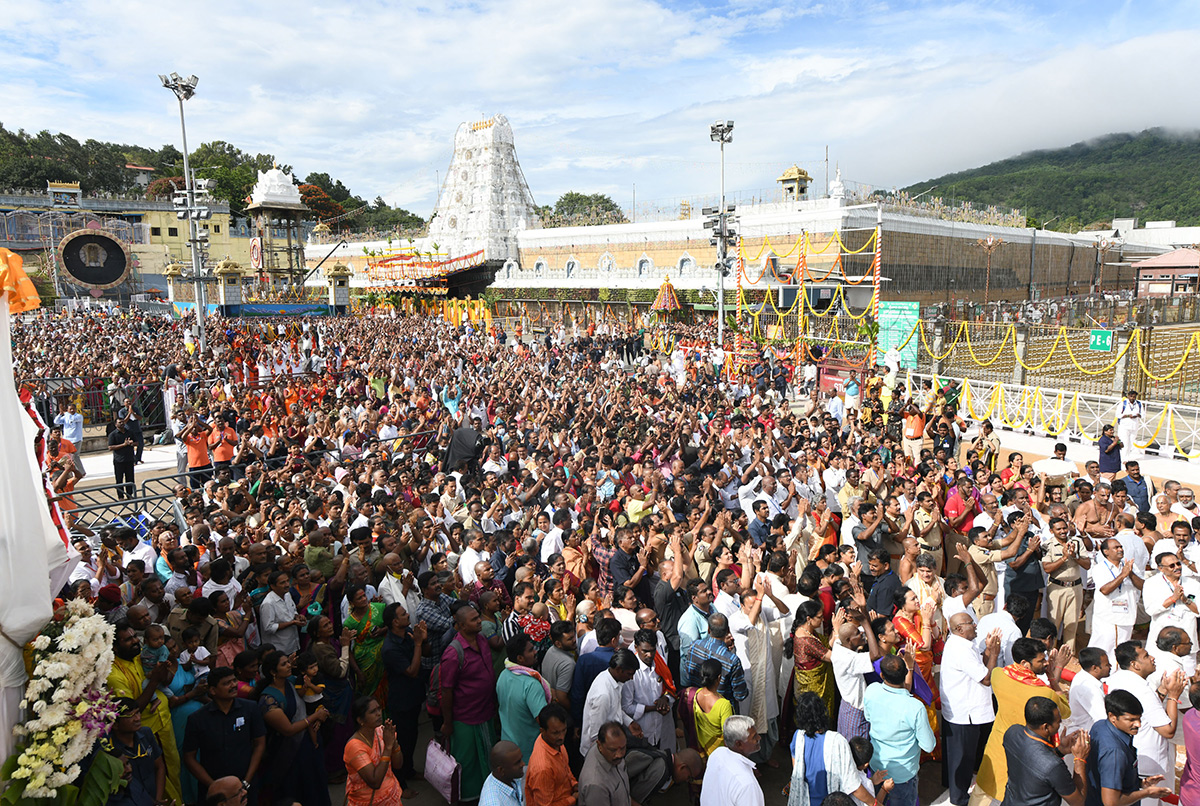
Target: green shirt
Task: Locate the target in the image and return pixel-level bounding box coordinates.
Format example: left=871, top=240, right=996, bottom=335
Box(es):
left=495, top=667, right=551, bottom=762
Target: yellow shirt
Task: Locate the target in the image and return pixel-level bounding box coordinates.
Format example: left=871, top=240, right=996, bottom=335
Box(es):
left=107, top=656, right=173, bottom=737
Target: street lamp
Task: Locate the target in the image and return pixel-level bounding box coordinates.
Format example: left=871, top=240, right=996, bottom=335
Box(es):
left=709, top=120, right=733, bottom=353
left=976, top=235, right=1004, bottom=305
left=159, top=72, right=207, bottom=352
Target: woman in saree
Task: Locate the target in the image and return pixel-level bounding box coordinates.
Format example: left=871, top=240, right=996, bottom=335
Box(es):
left=892, top=588, right=942, bottom=706
left=209, top=589, right=252, bottom=669
left=683, top=658, right=732, bottom=758
left=786, top=692, right=874, bottom=806
left=309, top=614, right=355, bottom=779
left=888, top=593, right=942, bottom=761
left=256, top=650, right=331, bottom=806
left=343, top=583, right=387, bottom=699
left=165, top=658, right=206, bottom=804
left=786, top=599, right=836, bottom=720
left=343, top=697, right=404, bottom=806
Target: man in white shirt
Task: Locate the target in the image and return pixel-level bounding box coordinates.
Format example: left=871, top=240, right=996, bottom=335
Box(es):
left=1116, top=390, right=1145, bottom=460
left=458, top=531, right=491, bottom=586
left=1142, top=551, right=1200, bottom=651
left=1113, top=513, right=1151, bottom=576
left=1089, top=538, right=1144, bottom=665
left=1106, top=640, right=1186, bottom=806
left=622, top=630, right=674, bottom=749
left=1061, top=647, right=1111, bottom=738
left=539, top=510, right=569, bottom=564
left=1151, top=521, right=1200, bottom=580
left=974, top=594, right=1027, bottom=667
left=941, top=613, right=1002, bottom=806
left=713, top=569, right=743, bottom=620
left=1148, top=626, right=1196, bottom=706
left=699, top=716, right=765, bottom=806
left=1172, top=488, right=1200, bottom=521
left=580, top=650, right=640, bottom=758
left=830, top=619, right=883, bottom=740
left=377, top=554, right=421, bottom=616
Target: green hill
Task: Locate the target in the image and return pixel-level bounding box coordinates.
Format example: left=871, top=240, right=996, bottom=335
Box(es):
left=902, top=128, right=1200, bottom=231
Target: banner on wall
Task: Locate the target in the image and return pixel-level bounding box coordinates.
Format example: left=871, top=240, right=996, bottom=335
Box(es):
left=877, top=301, right=920, bottom=368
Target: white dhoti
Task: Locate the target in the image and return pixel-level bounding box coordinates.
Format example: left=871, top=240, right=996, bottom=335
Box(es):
left=1089, top=619, right=1133, bottom=666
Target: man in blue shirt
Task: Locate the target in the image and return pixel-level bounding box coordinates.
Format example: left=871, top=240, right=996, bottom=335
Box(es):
left=683, top=614, right=748, bottom=704
left=747, top=500, right=772, bottom=547
left=677, top=579, right=713, bottom=684
left=862, top=654, right=935, bottom=806
left=479, top=740, right=525, bottom=806
left=1085, top=691, right=1173, bottom=806
left=1120, top=461, right=1154, bottom=514
left=571, top=618, right=620, bottom=725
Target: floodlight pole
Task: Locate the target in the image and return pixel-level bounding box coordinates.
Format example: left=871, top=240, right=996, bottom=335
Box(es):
left=717, top=136, right=726, bottom=352
left=163, top=74, right=206, bottom=352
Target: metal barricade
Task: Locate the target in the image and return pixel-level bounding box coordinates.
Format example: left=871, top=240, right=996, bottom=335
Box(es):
left=24, top=377, right=167, bottom=432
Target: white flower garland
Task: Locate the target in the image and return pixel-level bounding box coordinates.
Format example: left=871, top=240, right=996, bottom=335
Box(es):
left=7, top=599, right=118, bottom=798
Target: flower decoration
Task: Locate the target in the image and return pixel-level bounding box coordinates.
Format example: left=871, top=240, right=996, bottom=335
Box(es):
left=2, top=599, right=119, bottom=800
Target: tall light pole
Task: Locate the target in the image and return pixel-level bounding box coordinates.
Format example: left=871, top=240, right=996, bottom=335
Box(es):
left=710, top=120, right=733, bottom=353
left=159, top=72, right=206, bottom=352
left=976, top=235, right=1003, bottom=305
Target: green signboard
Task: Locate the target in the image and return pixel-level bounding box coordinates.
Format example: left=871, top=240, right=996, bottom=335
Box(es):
left=1089, top=329, right=1114, bottom=352
left=877, top=301, right=921, bottom=368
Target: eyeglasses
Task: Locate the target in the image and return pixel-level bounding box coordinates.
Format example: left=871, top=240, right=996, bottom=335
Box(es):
left=1160, top=562, right=1181, bottom=569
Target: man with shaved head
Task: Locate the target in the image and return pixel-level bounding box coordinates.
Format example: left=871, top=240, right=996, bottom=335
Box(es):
left=941, top=611, right=1002, bottom=806
left=831, top=614, right=883, bottom=740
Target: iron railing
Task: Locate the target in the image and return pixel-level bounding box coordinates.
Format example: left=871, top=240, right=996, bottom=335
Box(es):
left=25, top=377, right=167, bottom=433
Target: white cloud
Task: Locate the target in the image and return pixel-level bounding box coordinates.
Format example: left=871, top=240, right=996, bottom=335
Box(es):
left=0, top=0, right=1196, bottom=217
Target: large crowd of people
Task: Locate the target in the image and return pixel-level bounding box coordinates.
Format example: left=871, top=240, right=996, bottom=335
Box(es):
left=21, top=308, right=1200, bottom=806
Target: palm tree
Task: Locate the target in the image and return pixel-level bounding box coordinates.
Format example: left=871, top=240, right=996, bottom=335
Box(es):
left=384, top=290, right=403, bottom=313
left=363, top=290, right=380, bottom=316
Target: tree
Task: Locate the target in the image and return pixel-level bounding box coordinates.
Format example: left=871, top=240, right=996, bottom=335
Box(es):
left=304, top=172, right=352, bottom=203
left=299, top=184, right=345, bottom=223
left=146, top=176, right=186, bottom=199
left=553, top=191, right=627, bottom=221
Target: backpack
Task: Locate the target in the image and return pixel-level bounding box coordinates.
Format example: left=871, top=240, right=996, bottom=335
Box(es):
left=426, top=639, right=466, bottom=712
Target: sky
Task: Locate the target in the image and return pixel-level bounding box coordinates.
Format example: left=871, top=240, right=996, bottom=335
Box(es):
left=2, top=0, right=1199, bottom=217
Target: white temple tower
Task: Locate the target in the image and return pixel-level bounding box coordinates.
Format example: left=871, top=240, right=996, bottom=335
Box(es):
left=428, top=115, right=538, bottom=262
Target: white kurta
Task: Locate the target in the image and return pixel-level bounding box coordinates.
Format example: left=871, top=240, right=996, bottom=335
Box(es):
left=730, top=608, right=779, bottom=729
left=1141, top=573, right=1200, bottom=649
left=581, top=670, right=632, bottom=758
left=621, top=655, right=675, bottom=750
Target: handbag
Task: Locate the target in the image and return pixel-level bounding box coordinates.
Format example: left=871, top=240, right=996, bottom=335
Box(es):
left=424, top=738, right=461, bottom=805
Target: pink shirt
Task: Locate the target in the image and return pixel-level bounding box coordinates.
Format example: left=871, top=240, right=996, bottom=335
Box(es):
left=440, top=632, right=497, bottom=725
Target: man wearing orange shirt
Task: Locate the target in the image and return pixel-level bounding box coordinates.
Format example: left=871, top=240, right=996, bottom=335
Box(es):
left=208, top=419, right=238, bottom=472
left=178, top=414, right=213, bottom=488
left=525, top=703, right=578, bottom=806
left=901, top=402, right=926, bottom=463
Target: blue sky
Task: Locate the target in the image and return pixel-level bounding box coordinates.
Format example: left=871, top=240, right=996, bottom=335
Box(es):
left=1, top=0, right=1198, bottom=216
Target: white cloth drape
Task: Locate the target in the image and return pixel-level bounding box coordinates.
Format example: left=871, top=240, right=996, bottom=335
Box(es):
left=0, top=294, right=72, bottom=763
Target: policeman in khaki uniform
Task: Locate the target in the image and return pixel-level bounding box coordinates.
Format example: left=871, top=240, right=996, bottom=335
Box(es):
left=1041, top=515, right=1090, bottom=650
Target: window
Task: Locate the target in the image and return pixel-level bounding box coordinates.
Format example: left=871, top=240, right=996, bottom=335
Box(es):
left=150, top=227, right=161, bottom=237
left=212, top=224, right=220, bottom=234
left=168, top=227, right=178, bottom=237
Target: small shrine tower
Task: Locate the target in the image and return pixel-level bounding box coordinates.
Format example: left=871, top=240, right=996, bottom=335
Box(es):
left=246, top=167, right=308, bottom=290
left=777, top=164, right=813, bottom=202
